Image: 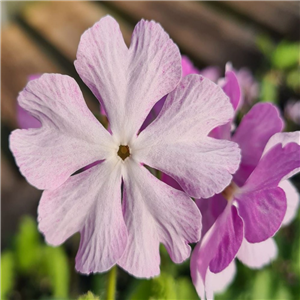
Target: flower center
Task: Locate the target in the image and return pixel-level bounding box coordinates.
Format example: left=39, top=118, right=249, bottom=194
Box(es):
left=221, top=181, right=238, bottom=202
left=117, top=145, right=130, bottom=160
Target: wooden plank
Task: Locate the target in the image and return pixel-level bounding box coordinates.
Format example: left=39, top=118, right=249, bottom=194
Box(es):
left=222, top=1, right=300, bottom=39
left=1, top=25, right=57, bottom=240
left=21, top=1, right=133, bottom=62
left=1, top=24, right=100, bottom=130
left=105, top=1, right=261, bottom=68
left=1, top=24, right=60, bottom=129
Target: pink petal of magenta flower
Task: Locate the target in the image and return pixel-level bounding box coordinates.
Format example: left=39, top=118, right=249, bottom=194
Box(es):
left=279, top=179, right=300, bottom=226
left=196, top=194, right=227, bottom=237
left=236, top=179, right=298, bottom=270
left=237, top=140, right=300, bottom=243
left=17, top=74, right=42, bottom=129
left=181, top=55, right=200, bottom=77
left=221, top=64, right=241, bottom=111
left=9, top=16, right=240, bottom=277
left=191, top=252, right=236, bottom=300
left=262, top=131, right=300, bottom=179
left=227, top=64, right=259, bottom=107
left=17, top=105, right=41, bottom=129
left=232, top=103, right=284, bottom=186
left=210, top=64, right=241, bottom=140
left=191, top=118, right=298, bottom=298
left=236, top=238, right=278, bottom=269
left=182, top=55, right=220, bottom=82
left=190, top=203, right=243, bottom=299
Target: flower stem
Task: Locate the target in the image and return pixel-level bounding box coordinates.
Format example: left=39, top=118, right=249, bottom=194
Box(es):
left=106, top=265, right=117, bottom=300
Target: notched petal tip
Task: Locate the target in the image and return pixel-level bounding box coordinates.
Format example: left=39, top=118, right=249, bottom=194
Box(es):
left=117, top=161, right=201, bottom=278
left=75, top=14, right=181, bottom=140
left=10, top=73, right=112, bottom=190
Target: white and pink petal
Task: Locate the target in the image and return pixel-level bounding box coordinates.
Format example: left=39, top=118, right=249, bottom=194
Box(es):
left=237, top=238, right=278, bottom=269
left=118, top=160, right=201, bottom=278
left=75, top=16, right=181, bottom=142
left=38, top=159, right=127, bottom=273
left=191, top=203, right=243, bottom=299
left=205, top=261, right=236, bottom=300
left=134, top=75, right=241, bottom=198
left=9, top=74, right=113, bottom=190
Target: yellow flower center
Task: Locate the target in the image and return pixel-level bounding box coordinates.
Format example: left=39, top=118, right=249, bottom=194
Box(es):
left=118, top=145, right=130, bottom=160
left=221, top=182, right=238, bottom=202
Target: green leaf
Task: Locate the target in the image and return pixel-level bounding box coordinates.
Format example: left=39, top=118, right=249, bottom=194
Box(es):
left=260, top=77, right=278, bottom=103
left=292, top=232, right=300, bottom=276
left=176, top=278, right=198, bottom=300
left=43, top=246, right=70, bottom=299
left=251, top=270, right=272, bottom=299
left=129, top=280, right=152, bottom=300
left=78, top=291, right=100, bottom=300
left=256, top=34, right=274, bottom=58
left=130, top=273, right=177, bottom=300
left=272, top=41, right=300, bottom=70
left=273, top=284, right=292, bottom=300
left=151, top=273, right=177, bottom=299
left=286, top=69, right=300, bottom=92
left=1, top=251, right=15, bottom=300
left=15, top=216, right=41, bottom=273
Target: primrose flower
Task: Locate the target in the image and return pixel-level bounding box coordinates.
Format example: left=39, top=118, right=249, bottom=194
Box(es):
left=181, top=56, right=220, bottom=82
left=225, top=63, right=259, bottom=109
left=141, top=55, right=221, bottom=131
left=9, top=16, right=241, bottom=277
left=191, top=96, right=300, bottom=299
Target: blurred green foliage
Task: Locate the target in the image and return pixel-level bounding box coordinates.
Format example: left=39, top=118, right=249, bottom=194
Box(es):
left=1, top=251, right=15, bottom=300
left=256, top=36, right=300, bottom=103
left=271, top=41, right=300, bottom=70
left=15, top=216, right=41, bottom=273
left=1, top=216, right=70, bottom=300
left=128, top=274, right=198, bottom=300
left=78, top=291, right=100, bottom=300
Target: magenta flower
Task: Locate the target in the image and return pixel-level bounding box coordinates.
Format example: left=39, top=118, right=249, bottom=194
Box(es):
left=9, top=16, right=241, bottom=277
left=181, top=56, right=220, bottom=82
left=226, top=63, right=259, bottom=109
left=191, top=98, right=300, bottom=299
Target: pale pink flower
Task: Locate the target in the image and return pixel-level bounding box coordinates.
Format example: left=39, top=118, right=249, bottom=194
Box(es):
left=9, top=16, right=241, bottom=277
left=182, top=55, right=220, bottom=82
left=285, top=99, right=300, bottom=125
